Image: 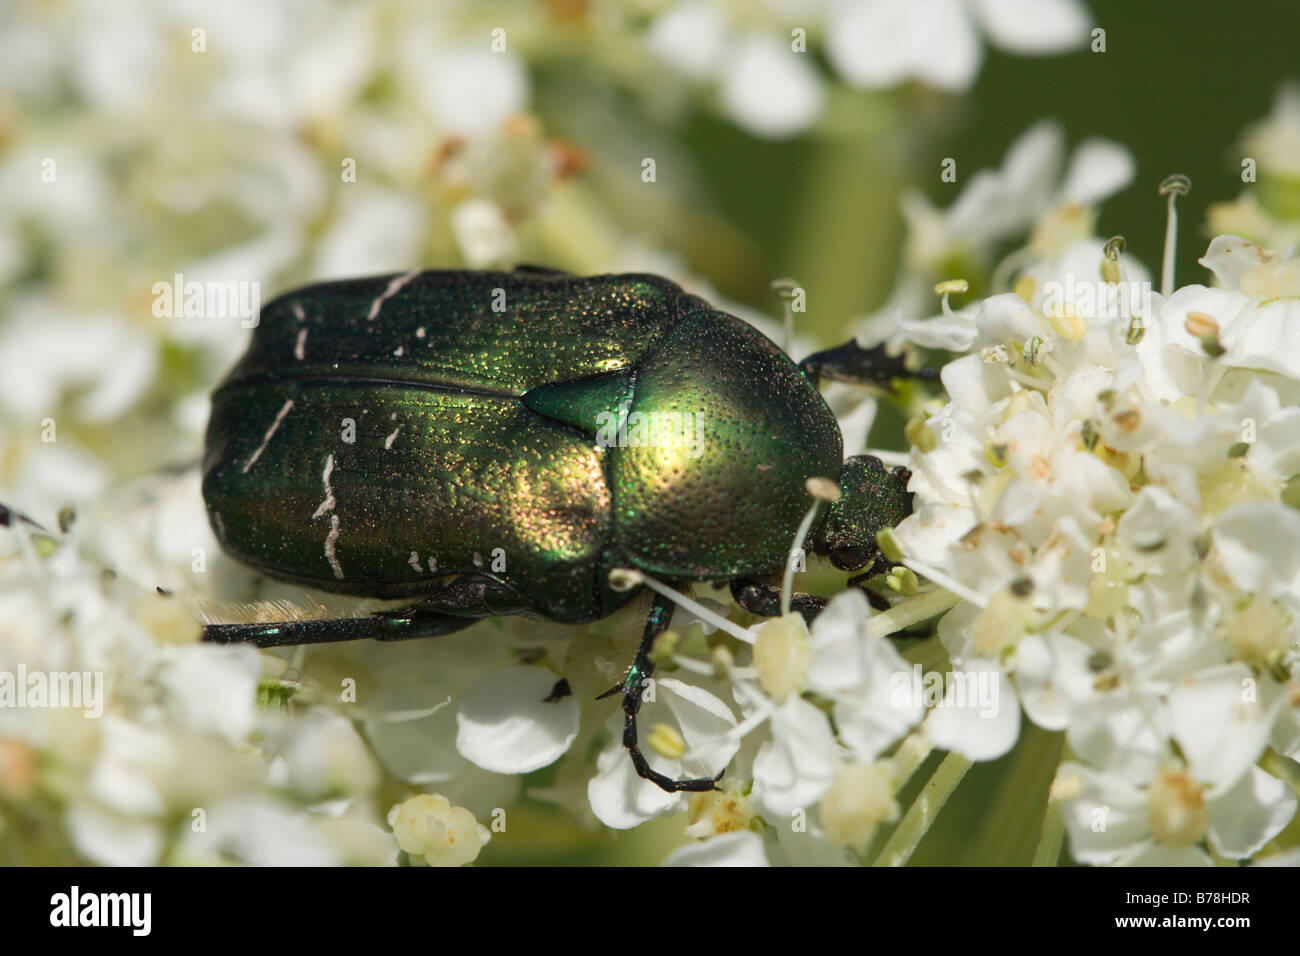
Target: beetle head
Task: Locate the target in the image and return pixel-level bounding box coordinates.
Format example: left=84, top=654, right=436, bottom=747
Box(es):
left=810, top=455, right=913, bottom=572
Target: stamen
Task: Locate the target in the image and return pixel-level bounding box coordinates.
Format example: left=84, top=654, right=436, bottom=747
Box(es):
left=934, top=279, right=969, bottom=317
left=1101, top=235, right=1127, bottom=285
left=782, top=477, right=839, bottom=617
left=1158, top=175, right=1191, bottom=297
left=772, top=278, right=799, bottom=353
left=609, top=568, right=755, bottom=644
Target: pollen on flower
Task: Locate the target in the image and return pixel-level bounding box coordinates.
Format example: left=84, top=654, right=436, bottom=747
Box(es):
left=1146, top=769, right=1209, bottom=847
left=819, top=763, right=899, bottom=853
left=1183, top=310, right=1221, bottom=339
left=388, top=793, right=490, bottom=867
left=752, top=614, right=811, bottom=701
left=685, top=788, right=754, bottom=838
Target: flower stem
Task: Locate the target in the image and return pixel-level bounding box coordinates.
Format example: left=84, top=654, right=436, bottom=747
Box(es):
left=1031, top=775, right=1067, bottom=867
left=886, top=730, right=934, bottom=789
left=872, top=751, right=972, bottom=866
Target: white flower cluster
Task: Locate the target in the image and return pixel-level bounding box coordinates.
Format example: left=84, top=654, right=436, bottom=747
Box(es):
left=895, top=229, right=1300, bottom=864
left=0, top=0, right=581, bottom=867
left=4, top=0, right=1297, bottom=868
left=646, top=0, right=1094, bottom=138
left=435, top=122, right=1300, bottom=867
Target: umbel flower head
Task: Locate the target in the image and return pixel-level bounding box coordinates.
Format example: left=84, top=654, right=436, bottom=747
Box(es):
left=2, top=10, right=1297, bottom=866
left=438, top=149, right=1300, bottom=866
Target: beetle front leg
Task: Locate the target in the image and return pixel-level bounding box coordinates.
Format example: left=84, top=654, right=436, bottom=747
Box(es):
left=799, top=339, right=937, bottom=388
left=619, top=592, right=723, bottom=794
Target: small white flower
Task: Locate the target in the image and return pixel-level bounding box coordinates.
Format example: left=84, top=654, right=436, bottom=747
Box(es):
left=388, top=793, right=490, bottom=867
left=827, top=0, right=1092, bottom=93
left=1061, top=760, right=1296, bottom=866
left=587, top=678, right=739, bottom=830
left=1211, top=501, right=1300, bottom=617
left=719, top=33, right=825, bottom=140
left=1156, top=236, right=1300, bottom=381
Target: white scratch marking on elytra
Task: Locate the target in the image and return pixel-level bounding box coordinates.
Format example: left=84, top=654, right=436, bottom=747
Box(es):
left=242, top=399, right=295, bottom=474
left=294, top=327, right=308, bottom=360
left=312, top=453, right=343, bottom=579
left=408, top=550, right=422, bottom=572
left=427, top=556, right=437, bottom=572
left=393, top=345, right=404, bottom=357
left=415, top=327, right=426, bottom=338
left=384, top=426, right=401, bottom=449
left=291, top=301, right=305, bottom=322
left=311, top=453, right=336, bottom=519
left=367, top=269, right=420, bottom=321
left=323, top=514, right=343, bottom=579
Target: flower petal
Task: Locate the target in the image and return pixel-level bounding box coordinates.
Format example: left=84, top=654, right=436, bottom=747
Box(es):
left=1169, top=663, right=1275, bottom=791
left=1057, top=762, right=1150, bottom=865
left=751, top=696, right=840, bottom=815
left=826, top=0, right=982, bottom=92
left=455, top=666, right=579, bottom=774
left=720, top=33, right=824, bottom=139
left=969, top=0, right=1091, bottom=55
left=1208, top=766, right=1298, bottom=859
left=662, top=830, right=770, bottom=866
left=1057, top=138, right=1135, bottom=206
left=923, top=659, right=1019, bottom=761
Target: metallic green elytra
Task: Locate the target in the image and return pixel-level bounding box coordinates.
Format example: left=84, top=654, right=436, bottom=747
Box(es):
left=201, top=266, right=918, bottom=792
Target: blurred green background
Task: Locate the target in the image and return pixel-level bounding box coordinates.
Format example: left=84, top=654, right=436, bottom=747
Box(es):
left=542, top=0, right=1300, bottom=344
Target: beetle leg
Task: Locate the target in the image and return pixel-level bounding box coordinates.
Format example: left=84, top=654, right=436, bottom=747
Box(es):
left=201, top=607, right=475, bottom=647
left=202, top=576, right=540, bottom=648
left=729, top=578, right=827, bottom=626
left=799, top=339, right=937, bottom=388
left=620, top=592, right=724, bottom=794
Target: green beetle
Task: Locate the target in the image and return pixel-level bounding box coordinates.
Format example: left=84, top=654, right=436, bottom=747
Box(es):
left=202, top=267, right=917, bottom=792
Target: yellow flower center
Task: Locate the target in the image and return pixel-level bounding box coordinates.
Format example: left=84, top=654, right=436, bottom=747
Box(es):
left=1146, top=770, right=1209, bottom=847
